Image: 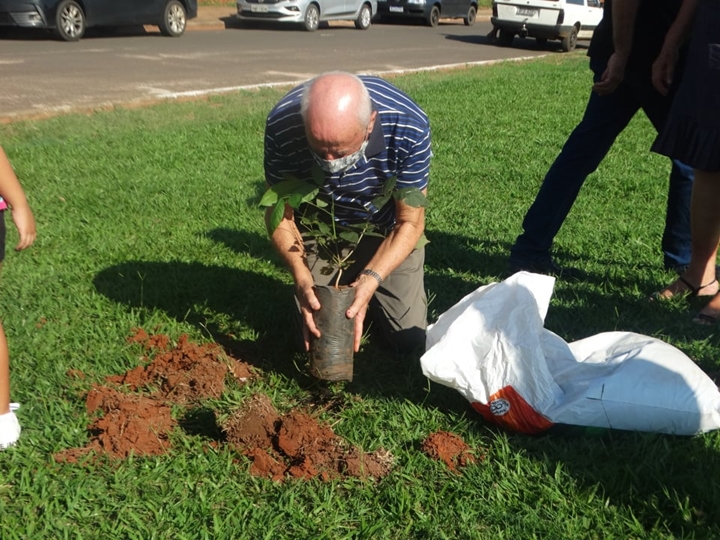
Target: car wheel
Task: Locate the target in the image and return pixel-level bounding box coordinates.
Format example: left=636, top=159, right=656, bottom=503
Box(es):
left=426, top=5, right=440, bottom=27
left=303, top=3, right=320, bottom=31
left=160, top=0, right=187, bottom=37
left=561, top=25, right=578, bottom=52
left=498, top=29, right=514, bottom=46
left=354, top=3, right=372, bottom=29
left=54, top=0, right=85, bottom=41
left=463, top=5, right=476, bottom=26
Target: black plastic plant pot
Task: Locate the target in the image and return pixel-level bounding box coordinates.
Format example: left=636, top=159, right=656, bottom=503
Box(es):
left=309, top=284, right=355, bottom=382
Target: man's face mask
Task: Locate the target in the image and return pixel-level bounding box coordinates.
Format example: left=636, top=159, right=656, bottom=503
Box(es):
left=311, top=139, right=369, bottom=174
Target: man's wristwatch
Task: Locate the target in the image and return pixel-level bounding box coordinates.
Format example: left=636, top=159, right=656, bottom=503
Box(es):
left=359, top=268, right=384, bottom=286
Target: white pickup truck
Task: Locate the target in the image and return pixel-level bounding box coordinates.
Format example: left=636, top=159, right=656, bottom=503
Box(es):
left=491, top=0, right=604, bottom=52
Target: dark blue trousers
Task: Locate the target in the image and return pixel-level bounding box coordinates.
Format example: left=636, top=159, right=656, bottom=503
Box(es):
left=510, top=61, right=693, bottom=270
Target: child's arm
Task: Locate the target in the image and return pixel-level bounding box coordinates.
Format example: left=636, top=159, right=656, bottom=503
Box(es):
left=0, top=147, right=36, bottom=251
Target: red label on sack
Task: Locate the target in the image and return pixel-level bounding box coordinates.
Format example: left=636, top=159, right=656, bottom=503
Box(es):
left=471, top=386, right=553, bottom=435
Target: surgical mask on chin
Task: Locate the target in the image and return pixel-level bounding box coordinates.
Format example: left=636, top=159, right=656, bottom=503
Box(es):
left=311, top=139, right=369, bottom=174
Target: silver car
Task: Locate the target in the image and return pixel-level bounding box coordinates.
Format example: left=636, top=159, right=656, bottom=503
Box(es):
left=237, top=0, right=377, bottom=31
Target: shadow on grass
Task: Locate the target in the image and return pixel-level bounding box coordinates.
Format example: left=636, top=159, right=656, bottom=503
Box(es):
left=178, top=406, right=226, bottom=442
left=93, top=259, right=302, bottom=376
left=94, top=224, right=720, bottom=532
left=503, top=427, right=720, bottom=533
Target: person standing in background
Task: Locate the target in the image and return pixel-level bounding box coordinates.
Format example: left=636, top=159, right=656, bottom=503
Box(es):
left=652, top=0, right=720, bottom=322
left=508, top=0, right=694, bottom=278
left=0, top=146, right=37, bottom=449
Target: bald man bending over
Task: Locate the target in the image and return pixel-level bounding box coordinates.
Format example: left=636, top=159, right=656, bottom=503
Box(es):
left=264, top=71, right=432, bottom=354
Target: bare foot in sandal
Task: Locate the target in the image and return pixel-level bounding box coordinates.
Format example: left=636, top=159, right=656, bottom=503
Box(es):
left=653, top=275, right=719, bottom=300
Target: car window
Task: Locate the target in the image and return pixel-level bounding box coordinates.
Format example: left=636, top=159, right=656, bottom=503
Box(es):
left=566, top=0, right=584, bottom=5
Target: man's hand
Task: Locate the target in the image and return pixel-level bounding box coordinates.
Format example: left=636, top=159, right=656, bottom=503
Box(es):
left=346, top=274, right=379, bottom=352
left=592, top=52, right=627, bottom=95
left=652, top=48, right=677, bottom=96
left=296, top=279, right=321, bottom=351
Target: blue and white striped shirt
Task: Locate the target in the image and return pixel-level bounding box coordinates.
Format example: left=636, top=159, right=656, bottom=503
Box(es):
left=264, top=76, right=431, bottom=232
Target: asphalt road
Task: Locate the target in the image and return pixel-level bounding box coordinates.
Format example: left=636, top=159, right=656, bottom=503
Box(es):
left=0, top=20, right=560, bottom=120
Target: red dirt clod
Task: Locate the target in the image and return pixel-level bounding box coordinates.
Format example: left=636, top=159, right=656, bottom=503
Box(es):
left=56, top=329, right=391, bottom=483
left=222, top=397, right=393, bottom=482
left=55, top=330, right=254, bottom=463
left=421, top=431, right=478, bottom=472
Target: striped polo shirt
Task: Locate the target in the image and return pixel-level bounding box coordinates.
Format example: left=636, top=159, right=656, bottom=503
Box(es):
left=264, top=75, right=431, bottom=232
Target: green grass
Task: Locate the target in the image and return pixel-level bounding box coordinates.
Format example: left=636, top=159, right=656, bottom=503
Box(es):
left=1, top=54, right=720, bottom=538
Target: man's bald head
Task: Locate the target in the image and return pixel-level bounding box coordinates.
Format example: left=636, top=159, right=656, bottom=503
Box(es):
left=300, top=72, right=375, bottom=160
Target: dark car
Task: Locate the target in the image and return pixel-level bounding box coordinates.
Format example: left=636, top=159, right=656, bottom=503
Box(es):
left=376, top=0, right=477, bottom=27
left=0, top=0, right=198, bottom=40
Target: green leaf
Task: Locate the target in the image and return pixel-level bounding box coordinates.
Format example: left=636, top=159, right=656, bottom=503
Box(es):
left=370, top=193, right=392, bottom=211
left=339, top=231, right=360, bottom=244
left=415, top=233, right=430, bottom=250
left=317, top=222, right=332, bottom=236
left=259, top=179, right=318, bottom=208
left=394, top=188, right=428, bottom=208
left=383, top=176, right=398, bottom=195
left=267, top=201, right=286, bottom=234
left=287, top=193, right=303, bottom=208
left=258, top=187, right=279, bottom=208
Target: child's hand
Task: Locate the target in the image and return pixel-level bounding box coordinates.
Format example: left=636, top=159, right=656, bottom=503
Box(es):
left=11, top=205, right=36, bottom=251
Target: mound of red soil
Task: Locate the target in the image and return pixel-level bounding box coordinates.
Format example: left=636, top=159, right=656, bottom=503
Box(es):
left=54, top=330, right=254, bottom=463
left=53, top=330, right=392, bottom=482
left=110, top=331, right=253, bottom=403
left=57, top=387, right=175, bottom=462
left=223, top=393, right=393, bottom=482
left=54, top=330, right=473, bottom=479
left=421, top=431, right=479, bottom=472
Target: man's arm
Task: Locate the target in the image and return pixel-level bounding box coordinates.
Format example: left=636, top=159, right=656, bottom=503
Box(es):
left=265, top=202, right=322, bottom=351
left=593, top=0, right=641, bottom=96
left=652, top=0, right=697, bottom=96
left=345, top=191, right=426, bottom=352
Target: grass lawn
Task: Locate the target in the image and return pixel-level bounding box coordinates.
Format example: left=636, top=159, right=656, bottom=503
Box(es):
left=1, top=54, right=719, bottom=538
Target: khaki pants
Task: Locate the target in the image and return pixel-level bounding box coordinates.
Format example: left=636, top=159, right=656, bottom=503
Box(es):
left=302, top=234, right=427, bottom=353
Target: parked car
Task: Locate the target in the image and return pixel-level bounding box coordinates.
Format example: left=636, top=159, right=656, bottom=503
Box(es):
left=0, top=0, right=197, bottom=41
left=491, top=0, right=603, bottom=52
left=237, top=0, right=377, bottom=31
left=376, top=0, right=478, bottom=27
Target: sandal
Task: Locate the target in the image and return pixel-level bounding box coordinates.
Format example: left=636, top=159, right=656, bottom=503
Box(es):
left=652, top=276, right=718, bottom=300
left=693, top=312, right=719, bottom=326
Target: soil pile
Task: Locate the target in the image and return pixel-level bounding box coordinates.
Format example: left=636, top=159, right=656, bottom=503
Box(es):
left=53, top=330, right=394, bottom=482
left=54, top=329, right=254, bottom=462
left=54, top=330, right=478, bottom=479
left=421, top=431, right=478, bottom=472
left=222, top=393, right=393, bottom=482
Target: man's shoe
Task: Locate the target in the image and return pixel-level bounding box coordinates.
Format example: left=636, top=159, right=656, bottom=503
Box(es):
left=507, top=256, right=582, bottom=279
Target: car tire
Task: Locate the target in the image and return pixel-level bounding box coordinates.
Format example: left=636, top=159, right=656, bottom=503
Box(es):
left=54, top=0, right=85, bottom=41
left=354, top=3, right=372, bottom=29
left=159, top=0, right=187, bottom=37
left=561, top=25, right=578, bottom=52
left=463, top=5, right=476, bottom=26
left=303, top=3, right=320, bottom=31
left=426, top=5, right=440, bottom=27
left=498, top=29, right=514, bottom=46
